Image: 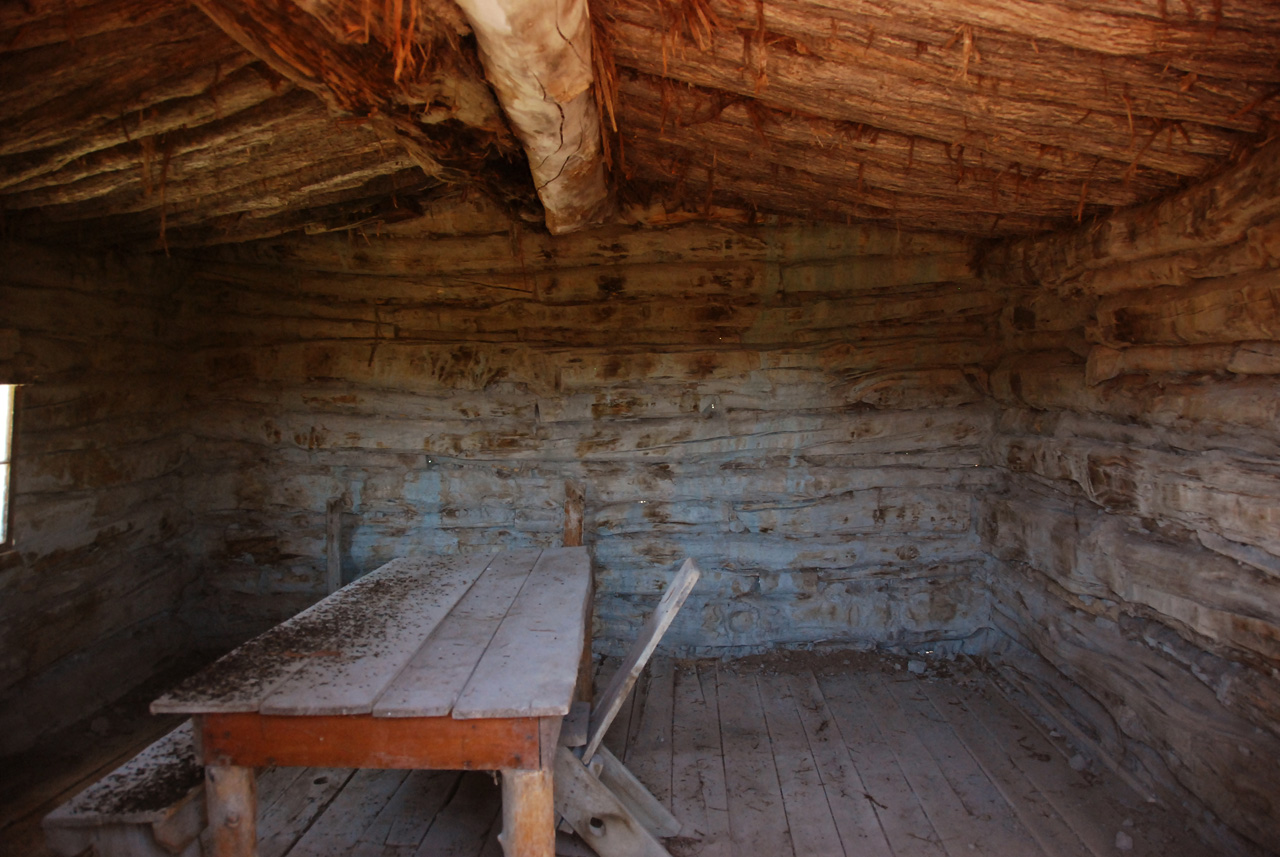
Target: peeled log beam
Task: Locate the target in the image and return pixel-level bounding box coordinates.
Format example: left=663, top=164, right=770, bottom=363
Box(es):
left=452, top=0, right=609, bottom=234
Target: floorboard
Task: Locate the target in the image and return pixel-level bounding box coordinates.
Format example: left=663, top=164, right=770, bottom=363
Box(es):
left=715, top=665, right=795, bottom=857
left=669, top=662, right=730, bottom=857
left=757, top=673, right=843, bottom=857
left=871, top=671, right=1046, bottom=855
left=816, top=664, right=950, bottom=857
left=627, top=657, right=675, bottom=810
left=915, top=679, right=1095, bottom=857
left=8, top=653, right=1234, bottom=857
left=786, top=670, right=895, bottom=857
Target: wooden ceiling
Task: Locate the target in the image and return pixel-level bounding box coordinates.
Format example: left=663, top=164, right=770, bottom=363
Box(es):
left=1, top=0, right=1277, bottom=247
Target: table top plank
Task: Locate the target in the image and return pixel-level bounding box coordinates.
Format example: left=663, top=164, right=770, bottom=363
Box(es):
left=257, top=554, right=495, bottom=716
left=451, top=547, right=591, bottom=720
left=371, top=548, right=541, bottom=718
left=154, top=557, right=486, bottom=714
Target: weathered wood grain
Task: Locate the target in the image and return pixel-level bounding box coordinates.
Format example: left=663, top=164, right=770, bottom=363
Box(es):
left=453, top=548, right=591, bottom=719
left=983, top=492, right=1280, bottom=664
left=258, top=555, right=491, bottom=716
left=372, top=550, right=539, bottom=718
left=991, top=569, right=1280, bottom=850
left=0, top=242, right=195, bottom=756
left=981, top=142, right=1280, bottom=853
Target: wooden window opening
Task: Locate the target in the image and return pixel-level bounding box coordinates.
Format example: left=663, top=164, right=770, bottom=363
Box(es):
left=0, top=384, right=14, bottom=545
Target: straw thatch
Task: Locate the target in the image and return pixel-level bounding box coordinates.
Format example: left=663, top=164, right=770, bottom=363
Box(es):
left=0, top=0, right=1276, bottom=244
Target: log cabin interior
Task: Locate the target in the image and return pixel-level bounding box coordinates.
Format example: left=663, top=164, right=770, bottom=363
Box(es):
left=1, top=0, right=1278, bottom=855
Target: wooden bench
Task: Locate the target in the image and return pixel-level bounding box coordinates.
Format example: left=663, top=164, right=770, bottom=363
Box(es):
left=43, top=720, right=206, bottom=857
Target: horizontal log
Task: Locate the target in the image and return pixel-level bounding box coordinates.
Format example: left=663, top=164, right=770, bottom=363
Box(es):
left=187, top=250, right=978, bottom=310
left=990, top=432, right=1280, bottom=559
left=19, top=435, right=187, bottom=493
left=183, top=334, right=997, bottom=395
left=196, top=453, right=994, bottom=516
left=591, top=533, right=985, bottom=580
left=1086, top=341, right=1280, bottom=383
left=982, top=487, right=1280, bottom=662
left=2, top=545, right=193, bottom=684
left=197, top=400, right=992, bottom=461
left=12, top=478, right=188, bottom=558
left=598, top=561, right=990, bottom=654
left=989, top=353, right=1280, bottom=442
left=0, top=613, right=190, bottom=757
left=1090, top=272, right=1280, bottom=347
left=199, top=218, right=973, bottom=275
left=415, top=368, right=974, bottom=421
left=1061, top=217, right=1280, bottom=296
left=594, top=488, right=972, bottom=537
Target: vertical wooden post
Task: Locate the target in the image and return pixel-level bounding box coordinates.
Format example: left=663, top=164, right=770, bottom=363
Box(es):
left=499, top=768, right=555, bottom=857
left=564, top=481, right=592, bottom=703
left=563, top=481, right=584, bottom=547
left=325, top=496, right=343, bottom=594
left=206, top=765, right=257, bottom=857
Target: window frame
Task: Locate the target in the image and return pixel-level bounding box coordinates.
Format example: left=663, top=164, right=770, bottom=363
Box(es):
left=0, top=384, right=15, bottom=548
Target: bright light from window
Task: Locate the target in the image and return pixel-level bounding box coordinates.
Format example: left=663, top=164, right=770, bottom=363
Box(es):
left=0, top=385, right=12, bottom=544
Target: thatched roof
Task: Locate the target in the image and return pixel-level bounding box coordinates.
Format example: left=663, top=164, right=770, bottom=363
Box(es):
left=1, top=0, right=1277, bottom=247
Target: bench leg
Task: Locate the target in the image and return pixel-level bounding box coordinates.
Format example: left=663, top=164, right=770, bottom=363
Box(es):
left=206, top=765, right=257, bottom=857
left=499, top=768, right=554, bottom=857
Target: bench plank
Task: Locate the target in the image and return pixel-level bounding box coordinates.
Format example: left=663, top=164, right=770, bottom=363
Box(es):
left=43, top=721, right=202, bottom=828
left=452, top=548, right=591, bottom=719
left=372, top=549, right=541, bottom=717
left=259, top=554, right=494, bottom=716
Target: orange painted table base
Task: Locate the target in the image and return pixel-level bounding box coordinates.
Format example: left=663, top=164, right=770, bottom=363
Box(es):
left=195, top=712, right=563, bottom=857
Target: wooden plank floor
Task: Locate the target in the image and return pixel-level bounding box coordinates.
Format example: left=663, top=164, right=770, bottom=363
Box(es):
left=5, top=653, right=1229, bottom=857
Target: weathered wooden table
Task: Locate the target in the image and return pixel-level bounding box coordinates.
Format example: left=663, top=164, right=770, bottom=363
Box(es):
left=153, top=547, right=591, bottom=857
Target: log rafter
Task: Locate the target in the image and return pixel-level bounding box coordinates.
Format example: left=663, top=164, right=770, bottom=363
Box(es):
left=593, top=0, right=1279, bottom=234
left=451, top=0, right=611, bottom=233
left=0, top=0, right=1277, bottom=243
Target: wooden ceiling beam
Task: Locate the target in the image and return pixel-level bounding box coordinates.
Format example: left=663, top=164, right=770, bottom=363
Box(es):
left=0, top=8, right=250, bottom=158
left=607, top=16, right=1231, bottom=178
left=620, top=92, right=1143, bottom=224
left=617, top=72, right=1167, bottom=204
left=2, top=91, right=338, bottom=209
left=451, top=0, right=611, bottom=234
left=5, top=100, right=408, bottom=221
left=624, top=157, right=1054, bottom=236
left=0, top=65, right=283, bottom=193
left=846, top=0, right=1280, bottom=70
left=711, top=0, right=1279, bottom=131
left=0, top=0, right=174, bottom=53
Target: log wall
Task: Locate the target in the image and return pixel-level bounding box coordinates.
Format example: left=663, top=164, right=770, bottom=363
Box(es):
left=177, top=203, right=1001, bottom=655
left=0, top=242, right=195, bottom=755
left=980, top=139, right=1280, bottom=851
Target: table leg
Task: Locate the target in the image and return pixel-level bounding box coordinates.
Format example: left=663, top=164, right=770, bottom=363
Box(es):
left=499, top=767, right=555, bottom=857
left=206, top=765, right=257, bottom=857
